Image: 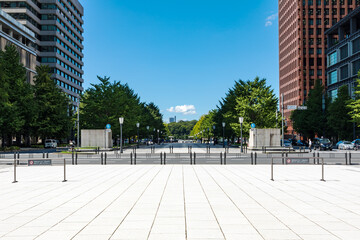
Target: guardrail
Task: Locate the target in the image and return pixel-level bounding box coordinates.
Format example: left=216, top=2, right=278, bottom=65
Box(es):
left=1, top=151, right=359, bottom=166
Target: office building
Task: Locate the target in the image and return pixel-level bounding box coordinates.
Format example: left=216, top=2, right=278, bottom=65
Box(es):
left=0, top=0, right=84, bottom=106
left=169, top=116, right=177, bottom=123
left=279, top=0, right=360, bottom=132
left=0, top=8, right=36, bottom=82
left=326, top=6, right=360, bottom=99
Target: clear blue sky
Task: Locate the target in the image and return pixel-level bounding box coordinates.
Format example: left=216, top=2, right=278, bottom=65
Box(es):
left=82, top=0, right=279, bottom=122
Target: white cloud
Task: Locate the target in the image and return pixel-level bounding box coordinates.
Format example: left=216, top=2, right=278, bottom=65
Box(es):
left=167, top=105, right=197, bottom=115
left=265, top=13, right=278, bottom=27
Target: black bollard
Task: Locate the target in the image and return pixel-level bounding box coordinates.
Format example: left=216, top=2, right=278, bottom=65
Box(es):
left=349, top=152, right=352, bottom=165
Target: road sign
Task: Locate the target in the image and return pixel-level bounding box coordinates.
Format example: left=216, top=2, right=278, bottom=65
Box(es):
left=297, top=106, right=308, bottom=110
left=106, top=124, right=111, bottom=129
left=251, top=123, right=256, bottom=128
left=286, top=158, right=309, bottom=164
left=287, top=105, right=297, bottom=110
left=28, top=160, right=52, bottom=166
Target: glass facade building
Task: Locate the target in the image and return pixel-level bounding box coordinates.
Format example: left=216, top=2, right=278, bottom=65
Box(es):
left=0, top=0, right=84, bottom=107
left=326, top=6, right=360, bottom=101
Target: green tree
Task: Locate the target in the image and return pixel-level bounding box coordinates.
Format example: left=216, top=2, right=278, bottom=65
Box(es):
left=328, top=85, right=353, bottom=140
left=0, top=45, right=33, bottom=146
left=348, top=73, right=360, bottom=129
left=80, top=76, right=165, bottom=143
left=291, top=79, right=327, bottom=139
left=168, top=120, right=197, bottom=139
left=217, top=77, right=279, bottom=140
left=191, top=111, right=217, bottom=141
left=34, top=65, right=72, bottom=141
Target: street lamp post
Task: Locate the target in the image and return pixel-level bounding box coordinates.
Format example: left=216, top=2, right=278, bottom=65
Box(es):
left=207, top=128, right=210, bottom=144
left=146, top=126, right=150, bottom=145
left=222, top=122, right=226, bottom=148
left=136, top=123, right=140, bottom=148
left=239, top=117, right=244, bottom=153
left=213, top=125, right=216, bottom=145
left=157, top=129, right=160, bottom=145
left=119, top=117, right=124, bottom=153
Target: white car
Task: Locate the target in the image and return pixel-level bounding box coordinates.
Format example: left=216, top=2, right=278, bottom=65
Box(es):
left=45, top=139, right=58, bottom=148
left=338, top=141, right=354, bottom=150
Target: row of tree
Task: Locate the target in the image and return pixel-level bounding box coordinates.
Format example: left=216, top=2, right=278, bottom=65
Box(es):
left=191, top=77, right=280, bottom=141
left=79, top=76, right=166, bottom=143
left=167, top=120, right=197, bottom=139
left=0, top=44, right=166, bottom=147
left=0, top=45, right=72, bottom=147
left=291, top=78, right=360, bottom=141
left=191, top=74, right=360, bottom=143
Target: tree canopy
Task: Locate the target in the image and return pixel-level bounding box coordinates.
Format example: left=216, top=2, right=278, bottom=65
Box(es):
left=80, top=76, right=165, bottom=141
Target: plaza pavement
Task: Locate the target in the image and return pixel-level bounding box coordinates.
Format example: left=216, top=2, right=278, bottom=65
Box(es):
left=0, top=164, right=360, bottom=240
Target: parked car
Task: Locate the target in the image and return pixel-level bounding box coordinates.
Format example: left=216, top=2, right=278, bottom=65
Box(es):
left=352, top=139, right=360, bottom=150
left=313, top=138, right=333, bottom=151
left=45, top=139, right=57, bottom=148
left=338, top=141, right=354, bottom=150
left=334, top=141, right=344, bottom=149
left=282, top=140, right=292, bottom=148
left=296, top=140, right=308, bottom=147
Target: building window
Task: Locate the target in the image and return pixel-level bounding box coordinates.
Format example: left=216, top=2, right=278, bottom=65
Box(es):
left=310, top=69, right=314, bottom=76
left=340, top=44, right=348, bottom=59
left=329, top=89, right=338, bottom=102
left=317, top=48, right=322, bottom=54
left=328, top=51, right=337, bottom=66
left=309, top=19, right=314, bottom=25
left=317, top=58, right=322, bottom=66
left=353, top=38, right=360, bottom=54
left=317, top=69, right=322, bottom=76
left=352, top=59, right=360, bottom=75
left=340, top=65, right=348, bottom=80
left=329, top=70, right=338, bottom=85
left=309, top=48, right=314, bottom=54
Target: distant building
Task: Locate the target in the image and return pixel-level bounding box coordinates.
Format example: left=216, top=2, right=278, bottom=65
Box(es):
left=0, top=9, right=37, bottom=82
left=326, top=6, right=360, bottom=100
left=169, top=116, right=176, bottom=123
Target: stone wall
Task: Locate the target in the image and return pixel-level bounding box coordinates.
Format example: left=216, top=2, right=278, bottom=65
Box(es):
left=81, top=129, right=113, bottom=148
left=249, top=128, right=281, bottom=149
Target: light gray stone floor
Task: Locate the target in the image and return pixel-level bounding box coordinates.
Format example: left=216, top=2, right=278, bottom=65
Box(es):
left=0, top=165, right=360, bottom=240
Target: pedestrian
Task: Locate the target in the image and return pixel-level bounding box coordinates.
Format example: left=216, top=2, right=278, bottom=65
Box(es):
left=309, top=139, right=312, bottom=152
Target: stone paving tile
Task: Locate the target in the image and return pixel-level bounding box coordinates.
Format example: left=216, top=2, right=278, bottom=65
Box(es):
left=0, top=165, right=359, bottom=239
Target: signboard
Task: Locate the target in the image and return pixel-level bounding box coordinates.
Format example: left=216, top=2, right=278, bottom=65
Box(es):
left=106, top=124, right=111, bottom=129
left=297, top=106, right=308, bottom=110
left=28, top=160, right=52, bottom=166
left=286, top=158, right=309, bottom=164
left=287, top=105, right=297, bottom=110
left=251, top=123, right=256, bottom=128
